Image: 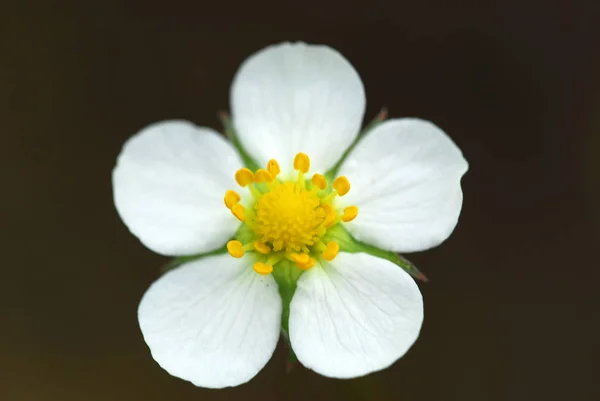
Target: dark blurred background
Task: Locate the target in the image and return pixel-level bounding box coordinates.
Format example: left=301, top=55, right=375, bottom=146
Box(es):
left=2, top=1, right=599, bottom=400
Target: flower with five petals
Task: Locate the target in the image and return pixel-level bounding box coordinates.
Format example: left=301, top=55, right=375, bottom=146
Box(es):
left=113, top=42, right=468, bottom=388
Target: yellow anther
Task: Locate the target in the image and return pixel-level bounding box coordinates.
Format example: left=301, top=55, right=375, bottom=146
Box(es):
left=311, top=173, right=327, bottom=190
left=227, top=240, right=244, bottom=258
left=231, top=203, right=246, bottom=222
left=224, top=190, right=241, bottom=209
left=321, top=204, right=337, bottom=228
left=267, top=159, right=280, bottom=176
left=322, top=241, right=340, bottom=261
left=255, top=168, right=274, bottom=183
left=235, top=168, right=254, bottom=187
left=253, top=262, right=273, bottom=275
left=290, top=252, right=310, bottom=266
left=341, top=206, right=359, bottom=222
left=254, top=240, right=271, bottom=254
left=333, top=176, right=351, bottom=196
left=297, top=256, right=316, bottom=270
left=293, top=152, right=310, bottom=173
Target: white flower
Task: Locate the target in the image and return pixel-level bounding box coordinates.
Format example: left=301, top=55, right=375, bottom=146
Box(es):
left=113, top=42, right=468, bottom=388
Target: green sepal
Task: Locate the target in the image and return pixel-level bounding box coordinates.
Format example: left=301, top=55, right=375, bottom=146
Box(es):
left=271, top=259, right=303, bottom=335
left=218, top=111, right=261, bottom=172
left=324, top=224, right=429, bottom=282
left=273, top=265, right=301, bottom=374
left=160, top=243, right=228, bottom=273
left=324, top=107, right=387, bottom=181
left=233, top=222, right=255, bottom=245
left=285, top=341, right=298, bottom=373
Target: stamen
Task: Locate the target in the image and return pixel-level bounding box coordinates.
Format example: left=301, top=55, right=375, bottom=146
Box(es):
left=267, top=159, right=280, bottom=176
left=322, top=241, right=340, bottom=261
left=315, top=241, right=328, bottom=252
left=293, top=152, right=310, bottom=173
left=297, top=256, right=316, bottom=270
left=253, top=240, right=271, bottom=254
left=242, top=243, right=255, bottom=251
left=265, top=253, right=284, bottom=266
left=227, top=240, right=244, bottom=258
left=231, top=203, right=246, bottom=222
left=311, top=173, right=327, bottom=190
left=224, top=190, right=241, bottom=209
left=248, top=185, right=262, bottom=200
left=342, top=206, right=359, bottom=222
left=255, top=168, right=274, bottom=183
left=235, top=168, right=255, bottom=187
left=290, top=252, right=310, bottom=266
left=253, top=262, right=273, bottom=275
left=332, top=176, right=351, bottom=196
left=321, top=204, right=337, bottom=228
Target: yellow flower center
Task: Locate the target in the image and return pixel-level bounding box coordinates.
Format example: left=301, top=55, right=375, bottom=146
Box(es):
left=223, top=153, right=358, bottom=275
left=254, top=182, right=325, bottom=253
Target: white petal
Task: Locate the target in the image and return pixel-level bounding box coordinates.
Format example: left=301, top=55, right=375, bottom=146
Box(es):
left=231, top=42, right=365, bottom=177
left=113, top=120, right=244, bottom=256
left=289, top=252, right=423, bottom=378
left=138, top=254, right=282, bottom=388
left=337, top=118, right=468, bottom=252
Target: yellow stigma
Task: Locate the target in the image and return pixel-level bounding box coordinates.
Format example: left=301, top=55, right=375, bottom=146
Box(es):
left=293, top=152, right=310, bottom=173
left=255, top=168, right=274, bottom=183
left=224, top=190, right=241, bottom=209
left=222, top=154, right=359, bottom=276
left=311, top=173, right=327, bottom=190
left=235, top=168, right=254, bottom=187
left=254, top=182, right=325, bottom=253
left=322, top=241, right=340, bottom=261
left=227, top=240, right=244, bottom=258
left=333, top=176, right=351, bottom=196
left=267, top=159, right=280, bottom=176
left=253, top=262, right=273, bottom=275
left=342, top=206, right=359, bottom=222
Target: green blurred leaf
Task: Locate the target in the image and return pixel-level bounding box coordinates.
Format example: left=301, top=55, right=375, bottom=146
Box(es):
left=324, top=107, right=387, bottom=181
left=218, top=111, right=261, bottom=171
left=324, top=224, right=428, bottom=282
left=160, top=244, right=228, bottom=273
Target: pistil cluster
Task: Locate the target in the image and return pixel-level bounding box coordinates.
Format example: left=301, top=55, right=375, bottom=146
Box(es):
left=223, top=153, right=358, bottom=275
